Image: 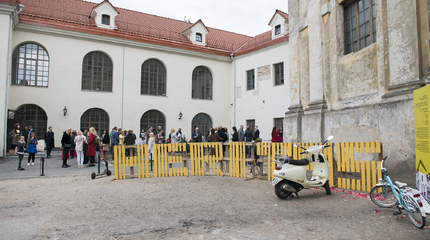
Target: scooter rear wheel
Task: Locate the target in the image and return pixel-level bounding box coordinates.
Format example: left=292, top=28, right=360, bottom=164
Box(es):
left=323, top=181, right=331, bottom=195
left=275, top=181, right=293, bottom=199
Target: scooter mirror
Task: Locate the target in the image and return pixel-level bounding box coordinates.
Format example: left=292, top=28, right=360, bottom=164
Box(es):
left=326, top=135, right=334, bottom=141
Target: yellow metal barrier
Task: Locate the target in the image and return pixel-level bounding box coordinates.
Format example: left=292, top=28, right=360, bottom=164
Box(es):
left=336, top=142, right=382, bottom=192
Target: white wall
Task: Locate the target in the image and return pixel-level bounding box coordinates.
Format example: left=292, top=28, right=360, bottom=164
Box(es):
left=8, top=27, right=232, bottom=147
left=234, top=42, right=290, bottom=141
left=0, top=12, right=12, bottom=156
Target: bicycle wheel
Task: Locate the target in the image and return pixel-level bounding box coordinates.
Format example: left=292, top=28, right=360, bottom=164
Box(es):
left=404, top=195, right=426, bottom=229
left=370, top=185, right=397, bottom=208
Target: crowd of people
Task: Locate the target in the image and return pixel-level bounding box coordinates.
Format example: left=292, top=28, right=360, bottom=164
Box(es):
left=10, top=122, right=284, bottom=171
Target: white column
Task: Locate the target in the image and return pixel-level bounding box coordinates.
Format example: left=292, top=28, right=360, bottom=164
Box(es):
left=0, top=3, right=16, bottom=157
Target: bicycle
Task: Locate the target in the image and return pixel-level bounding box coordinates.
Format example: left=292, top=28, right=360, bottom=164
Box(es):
left=369, top=156, right=426, bottom=228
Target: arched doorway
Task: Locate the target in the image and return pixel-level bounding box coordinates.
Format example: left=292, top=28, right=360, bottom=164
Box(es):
left=140, top=110, right=166, bottom=133
left=13, top=104, right=48, bottom=140
left=191, top=113, right=212, bottom=139
left=80, top=108, right=110, bottom=134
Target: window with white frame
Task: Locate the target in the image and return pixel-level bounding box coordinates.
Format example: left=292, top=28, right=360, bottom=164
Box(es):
left=81, top=51, right=113, bottom=92
left=275, top=25, right=281, bottom=35
left=12, top=43, right=49, bottom=87
left=246, top=69, right=255, bottom=90
left=192, top=66, right=213, bottom=100
left=274, top=62, right=284, bottom=86
left=141, top=59, right=166, bottom=96
left=196, top=33, right=202, bottom=42
left=101, top=14, right=110, bottom=25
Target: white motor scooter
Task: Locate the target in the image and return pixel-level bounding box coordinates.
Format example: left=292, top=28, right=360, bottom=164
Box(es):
left=272, top=136, right=333, bottom=199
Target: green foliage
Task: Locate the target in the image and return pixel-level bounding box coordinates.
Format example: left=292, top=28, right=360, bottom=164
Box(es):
left=180, top=136, right=190, bottom=153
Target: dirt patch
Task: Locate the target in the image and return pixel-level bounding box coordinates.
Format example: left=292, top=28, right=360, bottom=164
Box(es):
left=0, top=175, right=428, bottom=239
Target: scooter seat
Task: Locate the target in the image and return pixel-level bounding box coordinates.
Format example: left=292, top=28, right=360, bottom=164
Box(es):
left=288, top=158, right=310, bottom=166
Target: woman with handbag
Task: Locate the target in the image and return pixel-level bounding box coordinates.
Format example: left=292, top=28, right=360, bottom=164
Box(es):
left=61, top=128, right=72, bottom=168
left=86, top=127, right=97, bottom=167
left=102, top=129, right=110, bottom=158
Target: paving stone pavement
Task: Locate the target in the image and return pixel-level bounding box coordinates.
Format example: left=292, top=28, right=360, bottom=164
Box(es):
left=0, top=151, right=115, bottom=179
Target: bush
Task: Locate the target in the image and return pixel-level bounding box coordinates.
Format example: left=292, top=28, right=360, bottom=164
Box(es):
left=180, top=136, right=190, bottom=153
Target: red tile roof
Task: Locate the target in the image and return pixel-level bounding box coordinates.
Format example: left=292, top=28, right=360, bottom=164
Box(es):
left=10, top=0, right=287, bottom=56
left=0, top=0, right=19, bottom=5
left=234, top=30, right=288, bottom=56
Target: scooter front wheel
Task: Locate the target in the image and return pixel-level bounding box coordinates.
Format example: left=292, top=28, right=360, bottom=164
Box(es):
left=323, top=181, right=331, bottom=195
left=275, top=181, right=293, bottom=199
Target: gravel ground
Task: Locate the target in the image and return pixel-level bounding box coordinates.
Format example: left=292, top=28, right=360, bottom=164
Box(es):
left=0, top=154, right=429, bottom=239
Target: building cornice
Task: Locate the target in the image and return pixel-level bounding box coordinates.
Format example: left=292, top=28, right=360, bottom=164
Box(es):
left=0, top=3, right=16, bottom=16
left=16, top=20, right=233, bottom=63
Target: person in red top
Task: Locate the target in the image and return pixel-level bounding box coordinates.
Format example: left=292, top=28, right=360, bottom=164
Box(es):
left=271, top=127, right=279, bottom=143
left=86, top=127, right=97, bottom=167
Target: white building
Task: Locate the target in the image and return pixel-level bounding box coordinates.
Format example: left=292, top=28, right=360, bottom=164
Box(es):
left=0, top=0, right=290, bottom=155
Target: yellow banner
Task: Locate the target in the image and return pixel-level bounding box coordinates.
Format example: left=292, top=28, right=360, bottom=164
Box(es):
left=414, top=85, right=430, bottom=174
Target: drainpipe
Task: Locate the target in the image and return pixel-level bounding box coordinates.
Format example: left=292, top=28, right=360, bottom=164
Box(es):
left=230, top=53, right=236, bottom=126
left=3, top=4, right=24, bottom=157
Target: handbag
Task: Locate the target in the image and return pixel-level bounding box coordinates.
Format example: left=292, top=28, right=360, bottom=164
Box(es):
left=64, top=144, right=71, bottom=148
left=103, top=143, right=110, bottom=151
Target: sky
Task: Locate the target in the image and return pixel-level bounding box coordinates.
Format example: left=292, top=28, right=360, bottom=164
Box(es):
left=92, top=0, right=288, bottom=37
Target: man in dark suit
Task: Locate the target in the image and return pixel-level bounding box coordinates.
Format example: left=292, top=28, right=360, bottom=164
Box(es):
left=253, top=125, right=260, bottom=140
left=244, top=125, right=253, bottom=157
left=22, top=126, right=29, bottom=143
left=44, top=126, right=55, bottom=158
left=193, top=127, right=202, bottom=142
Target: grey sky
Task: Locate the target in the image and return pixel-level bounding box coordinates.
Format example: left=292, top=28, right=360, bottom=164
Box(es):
left=94, top=0, right=288, bottom=37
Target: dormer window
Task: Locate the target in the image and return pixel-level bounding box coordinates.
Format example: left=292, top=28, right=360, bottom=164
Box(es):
left=269, top=10, right=289, bottom=40
left=275, top=25, right=281, bottom=35
left=196, top=33, right=202, bottom=42
left=182, top=19, right=209, bottom=46
left=91, top=0, right=119, bottom=30
left=102, top=14, right=110, bottom=25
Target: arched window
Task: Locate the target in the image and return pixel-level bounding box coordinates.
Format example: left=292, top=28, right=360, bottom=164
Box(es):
left=191, top=113, right=212, bottom=139
left=80, top=108, right=110, bottom=134
left=140, top=110, right=165, bottom=133
left=192, top=66, right=212, bottom=100
left=82, top=52, right=112, bottom=92
left=12, top=43, right=49, bottom=87
left=141, top=59, right=166, bottom=96
left=15, top=104, right=48, bottom=140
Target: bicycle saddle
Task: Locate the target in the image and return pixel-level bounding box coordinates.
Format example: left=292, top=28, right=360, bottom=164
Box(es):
left=395, top=181, right=407, bottom=188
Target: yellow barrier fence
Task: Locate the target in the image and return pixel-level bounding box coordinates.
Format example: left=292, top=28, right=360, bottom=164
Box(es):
left=153, top=143, right=188, bottom=177
left=336, top=142, right=383, bottom=192
left=229, top=142, right=247, bottom=179
left=113, top=141, right=382, bottom=193
left=189, top=142, right=224, bottom=176
left=114, top=145, right=150, bottom=179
